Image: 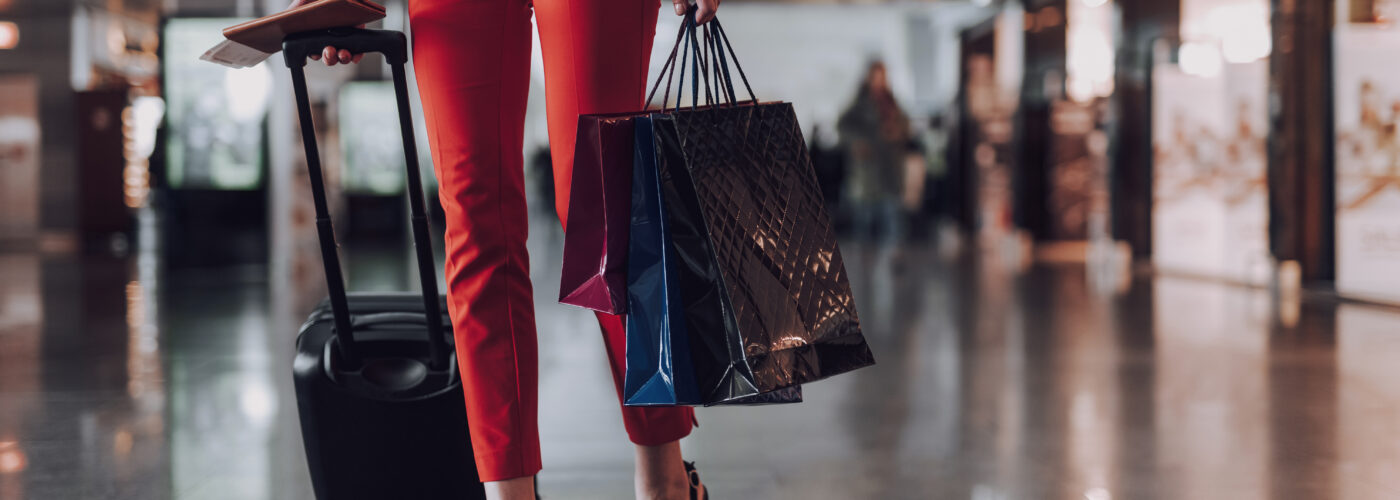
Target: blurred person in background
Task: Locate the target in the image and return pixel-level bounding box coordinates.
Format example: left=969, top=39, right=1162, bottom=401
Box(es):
left=287, top=0, right=721, bottom=498
left=900, top=138, right=926, bottom=239
left=912, top=113, right=950, bottom=240
left=839, top=60, right=911, bottom=245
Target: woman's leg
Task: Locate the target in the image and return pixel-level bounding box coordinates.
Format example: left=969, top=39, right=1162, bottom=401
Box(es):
left=534, top=0, right=694, bottom=447
left=533, top=0, right=697, bottom=495
left=409, top=0, right=540, bottom=485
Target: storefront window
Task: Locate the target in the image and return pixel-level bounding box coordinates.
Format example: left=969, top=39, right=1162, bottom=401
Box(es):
left=1333, top=4, right=1400, bottom=303
left=162, top=18, right=269, bottom=191
left=1066, top=0, right=1114, bottom=103
left=338, top=81, right=435, bottom=196
left=1151, top=0, right=1270, bottom=285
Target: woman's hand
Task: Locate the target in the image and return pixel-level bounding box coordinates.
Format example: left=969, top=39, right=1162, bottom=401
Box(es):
left=671, top=0, right=721, bottom=24
left=286, top=0, right=365, bottom=66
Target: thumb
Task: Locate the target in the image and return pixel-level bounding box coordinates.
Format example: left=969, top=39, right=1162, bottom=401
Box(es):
left=671, top=0, right=687, bottom=16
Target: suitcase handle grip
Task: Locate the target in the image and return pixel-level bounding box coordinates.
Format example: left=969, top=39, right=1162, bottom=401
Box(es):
left=283, top=27, right=408, bottom=68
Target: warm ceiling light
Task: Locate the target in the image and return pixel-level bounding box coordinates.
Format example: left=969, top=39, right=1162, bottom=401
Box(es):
left=0, top=441, right=26, bottom=474
left=1179, top=42, right=1223, bottom=78
left=0, top=22, right=17, bottom=50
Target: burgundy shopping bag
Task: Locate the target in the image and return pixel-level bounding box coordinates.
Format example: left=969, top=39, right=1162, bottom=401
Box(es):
left=558, top=113, right=641, bottom=314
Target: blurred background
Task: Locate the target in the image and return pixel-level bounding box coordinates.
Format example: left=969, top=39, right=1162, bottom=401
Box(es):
left=3, top=0, right=1400, bottom=498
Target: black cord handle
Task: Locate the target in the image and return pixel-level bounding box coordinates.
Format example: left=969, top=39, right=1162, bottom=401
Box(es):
left=667, top=11, right=714, bottom=113
left=704, top=23, right=735, bottom=106
left=645, top=17, right=689, bottom=110
left=644, top=6, right=754, bottom=112
left=711, top=18, right=756, bottom=104
left=682, top=12, right=714, bottom=112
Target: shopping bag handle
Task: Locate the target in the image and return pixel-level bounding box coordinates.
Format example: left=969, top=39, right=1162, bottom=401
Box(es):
left=709, top=18, right=756, bottom=105
left=666, top=11, right=711, bottom=113
left=646, top=14, right=689, bottom=110
left=645, top=7, right=757, bottom=112
left=702, top=23, right=731, bottom=106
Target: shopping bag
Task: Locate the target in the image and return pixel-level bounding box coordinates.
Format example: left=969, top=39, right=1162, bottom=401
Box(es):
left=558, top=114, right=638, bottom=314
left=647, top=16, right=875, bottom=401
left=622, top=114, right=701, bottom=406
left=625, top=114, right=804, bottom=406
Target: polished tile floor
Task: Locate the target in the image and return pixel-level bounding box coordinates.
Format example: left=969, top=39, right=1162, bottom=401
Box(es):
left=3, top=217, right=1400, bottom=499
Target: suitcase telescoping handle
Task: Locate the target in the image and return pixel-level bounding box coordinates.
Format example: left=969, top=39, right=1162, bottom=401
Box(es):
left=283, top=28, right=451, bottom=371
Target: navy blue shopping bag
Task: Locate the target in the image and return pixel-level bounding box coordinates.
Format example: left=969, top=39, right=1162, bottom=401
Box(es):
left=622, top=114, right=702, bottom=406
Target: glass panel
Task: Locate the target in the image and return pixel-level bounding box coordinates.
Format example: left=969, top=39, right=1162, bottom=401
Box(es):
left=338, top=81, right=434, bottom=195
left=162, top=18, right=269, bottom=190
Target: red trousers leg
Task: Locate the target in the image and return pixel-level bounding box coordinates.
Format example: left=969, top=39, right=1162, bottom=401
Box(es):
left=410, top=0, right=539, bottom=483
left=535, top=0, right=696, bottom=447
left=411, top=0, right=694, bottom=482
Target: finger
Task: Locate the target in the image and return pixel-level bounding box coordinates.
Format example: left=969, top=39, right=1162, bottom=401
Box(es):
left=697, top=0, right=719, bottom=23
left=338, top=49, right=352, bottom=64
left=352, top=53, right=364, bottom=64
left=671, top=0, right=686, bottom=16
left=310, top=53, right=320, bottom=61
left=323, top=46, right=338, bottom=66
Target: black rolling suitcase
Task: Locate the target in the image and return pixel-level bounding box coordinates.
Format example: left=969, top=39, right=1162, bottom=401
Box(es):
left=283, top=28, right=486, bottom=499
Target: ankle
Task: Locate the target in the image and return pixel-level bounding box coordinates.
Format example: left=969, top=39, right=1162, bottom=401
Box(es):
left=483, top=475, right=536, bottom=500
left=635, top=473, right=688, bottom=500
left=634, top=442, right=689, bottom=500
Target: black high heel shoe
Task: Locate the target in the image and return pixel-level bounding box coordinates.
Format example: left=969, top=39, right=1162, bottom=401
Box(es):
left=684, top=461, right=709, bottom=500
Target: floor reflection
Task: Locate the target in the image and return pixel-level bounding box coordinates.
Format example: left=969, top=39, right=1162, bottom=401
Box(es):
left=1336, top=306, right=1400, bottom=500
left=4, top=214, right=1400, bottom=499
left=1153, top=277, right=1271, bottom=500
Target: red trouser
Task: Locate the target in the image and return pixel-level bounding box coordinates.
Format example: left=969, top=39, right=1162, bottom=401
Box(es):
left=408, top=0, right=695, bottom=482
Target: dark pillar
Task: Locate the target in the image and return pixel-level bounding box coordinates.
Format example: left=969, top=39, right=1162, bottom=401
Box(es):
left=1268, top=0, right=1335, bottom=282
left=1015, top=0, right=1067, bottom=242
left=1110, top=0, right=1180, bottom=257
left=953, top=20, right=997, bottom=234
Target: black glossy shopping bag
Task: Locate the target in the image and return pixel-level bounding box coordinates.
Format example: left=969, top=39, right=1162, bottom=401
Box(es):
left=625, top=112, right=803, bottom=406
left=644, top=16, right=875, bottom=403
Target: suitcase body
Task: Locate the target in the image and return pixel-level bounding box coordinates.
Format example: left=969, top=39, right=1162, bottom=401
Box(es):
left=283, top=29, right=486, bottom=499
left=294, top=293, right=482, bottom=498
